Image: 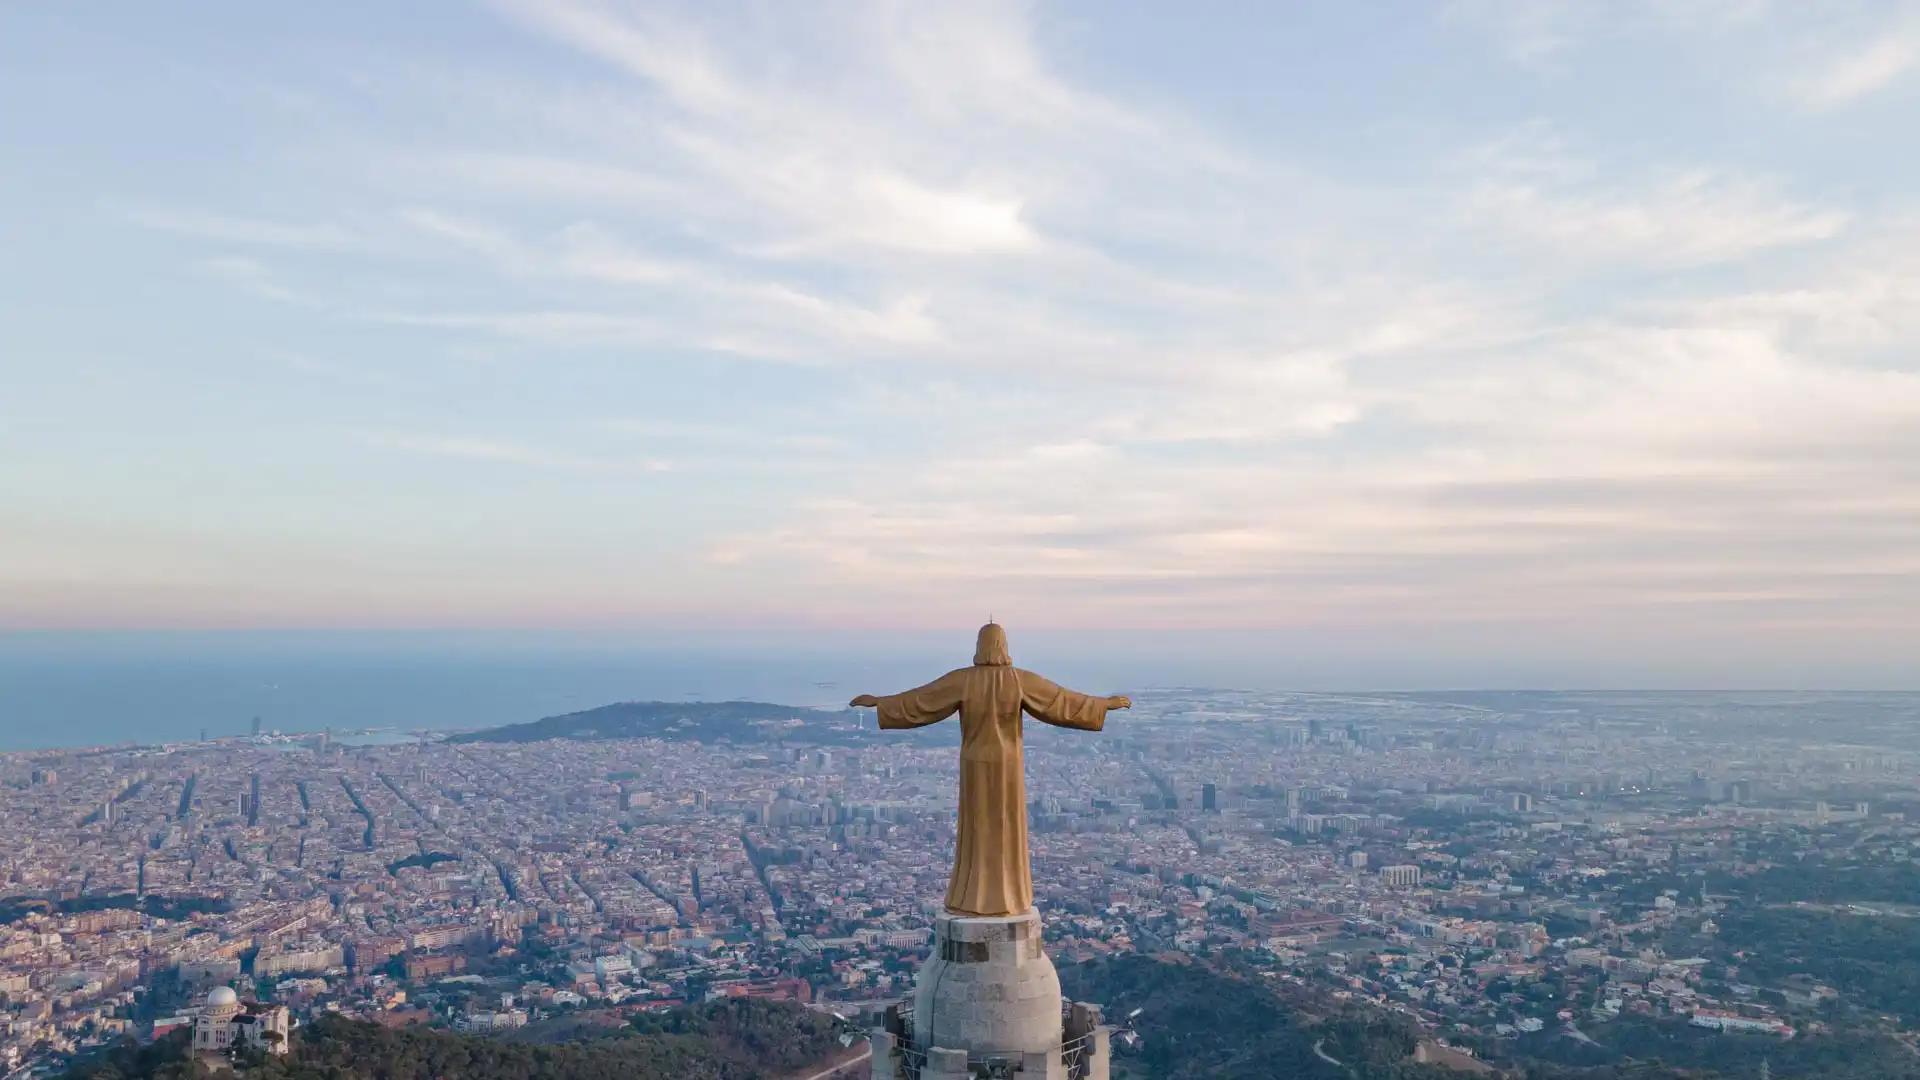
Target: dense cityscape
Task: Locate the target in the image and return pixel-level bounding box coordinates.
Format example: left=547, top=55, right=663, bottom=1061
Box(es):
left=5, top=690, right=1919, bottom=1077
left=10, top=0, right=1918, bottom=1074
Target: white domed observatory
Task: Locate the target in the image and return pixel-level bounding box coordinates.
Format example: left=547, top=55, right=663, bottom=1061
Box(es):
left=192, top=985, right=292, bottom=1059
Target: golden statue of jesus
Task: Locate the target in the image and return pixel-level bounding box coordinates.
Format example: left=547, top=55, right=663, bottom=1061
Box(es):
left=852, top=623, right=1129, bottom=917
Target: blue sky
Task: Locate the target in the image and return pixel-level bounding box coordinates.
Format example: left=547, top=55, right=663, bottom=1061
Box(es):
left=3, top=1, right=1917, bottom=685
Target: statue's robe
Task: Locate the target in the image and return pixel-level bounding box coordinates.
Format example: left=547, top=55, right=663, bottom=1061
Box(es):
left=873, top=624, right=1113, bottom=917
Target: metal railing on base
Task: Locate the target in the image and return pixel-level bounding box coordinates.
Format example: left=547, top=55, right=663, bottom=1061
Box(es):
left=886, top=1003, right=1095, bottom=1079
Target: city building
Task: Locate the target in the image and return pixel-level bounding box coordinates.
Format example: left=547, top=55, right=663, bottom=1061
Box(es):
left=192, top=986, right=291, bottom=1058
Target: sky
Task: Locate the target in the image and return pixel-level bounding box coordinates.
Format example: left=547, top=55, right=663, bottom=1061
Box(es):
left=2, top=1, right=1918, bottom=688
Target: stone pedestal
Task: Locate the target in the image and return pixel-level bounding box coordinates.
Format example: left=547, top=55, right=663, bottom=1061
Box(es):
left=916, top=909, right=1061, bottom=1057
left=871, top=908, right=1109, bottom=1079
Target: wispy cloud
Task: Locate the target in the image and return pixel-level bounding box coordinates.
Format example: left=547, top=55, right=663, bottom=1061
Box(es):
left=598, top=419, right=846, bottom=454
left=488, top=0, right=1050, bottom=258
left=127, top=208, right=363, bottom=251
left=1464, top=171, right=1847, bottom=266
left=1793, top=29, right=1919, bottom=108
left=363, top=433, right=670, bottom=473
left=11, top=0, right=1917, bottom=666
left=395, top=208, right=519, bottom=259
left=192, top=256, right=306, bottom=303
left=1457, top=131, right=1848, bottom=266
left=1448, top=0, right=1769, bottom=67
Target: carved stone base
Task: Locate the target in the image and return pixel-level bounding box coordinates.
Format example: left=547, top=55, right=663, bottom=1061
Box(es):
left=871, top=908, right=1109, bottom=1079
left=915, top=908, right=1061, bottom=1057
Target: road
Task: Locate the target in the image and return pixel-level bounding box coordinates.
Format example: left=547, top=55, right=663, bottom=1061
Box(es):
left=795, top=1040, right=873, bottom=1080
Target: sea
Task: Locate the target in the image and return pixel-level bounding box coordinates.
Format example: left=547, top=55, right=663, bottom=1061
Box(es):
left=0, top=642, right=886, bottom=751
left=4, top=630, right=1906, bottom=752
left=0, top=627, right=1227, bottom=752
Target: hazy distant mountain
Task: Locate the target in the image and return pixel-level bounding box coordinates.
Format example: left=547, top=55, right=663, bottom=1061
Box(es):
left=447, top=700, right=868, bottom=745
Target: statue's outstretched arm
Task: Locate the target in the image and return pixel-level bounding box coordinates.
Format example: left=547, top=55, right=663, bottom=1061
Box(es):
left=1019, top=669, right=1127, bottom=731
left=854, top=670, right=967, bottom=730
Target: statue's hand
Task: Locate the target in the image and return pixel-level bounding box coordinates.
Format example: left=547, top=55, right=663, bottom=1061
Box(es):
left=849, top=694, right=881, bottom=708
left=1108, top=695, right=1132, bottom=710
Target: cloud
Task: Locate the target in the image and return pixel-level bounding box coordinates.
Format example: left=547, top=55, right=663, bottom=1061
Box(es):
left=127, top=208, right=362, bottom=251
left=1447, top=0, right=1769, bottom=67
left=383, top=213, right=947, bottom=352
left=701, top=211, right=1920, bottom=632
left=1464, top=172, right=1846, bottom=265
left=836, top=172, right=1036, bottom=256
left=396, top=208, right=519, bottom=259
left=1457, top=133, right=1848, bottom=266
left=1793, top=30, right=1919, bottom=108
left=432, top=153, right=681, bottom=208
left=488, top=0, right=1047, bottom=257
left=375, top=310, right=667, bottom=348
left=1451, top=2, right=1918, bottom=116
left=489, top=0, right=743, bottom=113
left=32, top=0, right=1916, bottom=660
left=192, top=256, right=305, bottom=303
left=597, top=419, right=847, bottom=454
left=363, top=433, right=670, bottom=473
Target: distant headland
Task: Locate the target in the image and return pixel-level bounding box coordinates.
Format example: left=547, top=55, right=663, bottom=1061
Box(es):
left=446, top=700, right=867, bottom=746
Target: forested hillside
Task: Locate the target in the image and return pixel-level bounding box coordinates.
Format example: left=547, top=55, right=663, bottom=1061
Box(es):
left=1060, top=954, right=1461, bottom=1079
left=63, top=999, right=846, bottom=1080
left=1061, top=954, right=1920, bottom=1080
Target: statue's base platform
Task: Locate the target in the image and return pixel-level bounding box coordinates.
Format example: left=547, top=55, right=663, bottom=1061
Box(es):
left=872, top=908, right=1109, bottom=1079
left=918, top=909, right=1060, bottom=1056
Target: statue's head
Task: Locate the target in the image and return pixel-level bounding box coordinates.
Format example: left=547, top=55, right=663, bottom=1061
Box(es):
left=973, top=622, right=1011, bottom=666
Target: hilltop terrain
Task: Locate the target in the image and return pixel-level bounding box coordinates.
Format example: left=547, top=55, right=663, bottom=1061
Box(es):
left=62, top=998, right=848, bottom=1080
left=1061, top=954, right=1920, bottom=1079
left=447, top=700, right=868, bottom=746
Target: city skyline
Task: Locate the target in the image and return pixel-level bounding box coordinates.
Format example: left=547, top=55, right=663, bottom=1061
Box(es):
left=4, top=1, right=1919, bottom=685
left=6, top=688, right=1918, bottom=1076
